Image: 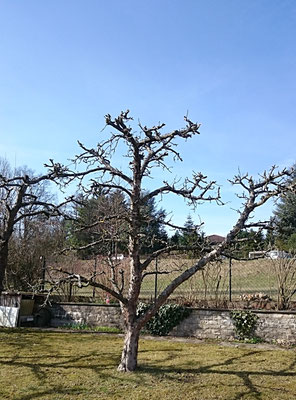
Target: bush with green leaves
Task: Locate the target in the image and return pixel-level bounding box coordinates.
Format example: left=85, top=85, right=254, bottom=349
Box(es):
left=137, top=302, right=191, bottom=336
left=230, top=310, right=259, bottom=341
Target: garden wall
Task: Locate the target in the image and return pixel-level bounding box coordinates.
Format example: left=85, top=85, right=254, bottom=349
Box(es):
left=171, top=309, right=296, bottom=344
left=49, top=303, right=296, bottom=344
left=50, top=302, right=124, bottom=329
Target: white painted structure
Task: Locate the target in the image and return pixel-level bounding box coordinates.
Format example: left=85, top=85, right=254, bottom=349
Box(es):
left=0, top=306, right=19, bottom=327
left=266, top=250, right=291, bottom=259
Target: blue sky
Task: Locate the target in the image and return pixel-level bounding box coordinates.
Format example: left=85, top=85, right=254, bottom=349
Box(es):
left=0, top=0, right=295, bottom=235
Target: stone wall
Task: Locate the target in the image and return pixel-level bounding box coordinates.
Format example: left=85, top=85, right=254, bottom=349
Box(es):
left=50, top=302, right=123, bottom=329
left=171, top=309, right=235, bottom=340
left=49, top=303, right=296, bottom=344
left=255, top=311, right=296, bottom=344
left=171, top=309, right=296, bottom=344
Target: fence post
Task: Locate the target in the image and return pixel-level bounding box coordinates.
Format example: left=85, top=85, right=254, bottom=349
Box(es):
left=40, top=256, right=46, bottom=291
left=68, top=281, right=73, bottom=302
left=93, top=256, right=97, bottom=298
left=154, top=257, right=158, bottom=302
left=229, top=256, right=232, bottom=302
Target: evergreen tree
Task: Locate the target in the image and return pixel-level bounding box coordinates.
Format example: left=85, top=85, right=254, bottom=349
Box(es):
left=66, top=191, right=128, bottom=258
left=67, top=191, right=168, bottom=257
left=273, top=165, right=296, bottom=243
left=139, top=196, right=167, bottom=255
left=179, top=215, right=205, bottom=258
left=274, top=192, right=296, bottom=240
left=287, top=233, right=296, bottom=252
left=232, top=229, right=265, bottom=258
left=170, top=230, right=181, bottom=246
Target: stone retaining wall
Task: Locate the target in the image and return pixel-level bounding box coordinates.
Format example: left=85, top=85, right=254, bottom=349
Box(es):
left=171, top=309, right=235, bottom=340
left=255, top=311, right=296, bottom=344
left=49, top=303, right=296, bottom=344
left=171, top=309, right=296, bottom=344
left=50, top=303, right=123, bottom=329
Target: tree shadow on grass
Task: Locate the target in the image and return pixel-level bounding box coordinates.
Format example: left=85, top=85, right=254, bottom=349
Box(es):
left=0, top=350, right=120, bottom=379
left=0, top=350, right=151, bottom=400
left=137, top=349, right=296, bottom=400
left=9, top=386, right=87, bottom=400
left=1, top=337, right=296, bottom=400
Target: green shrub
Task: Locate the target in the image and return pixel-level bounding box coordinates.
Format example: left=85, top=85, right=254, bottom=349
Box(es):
left=137, top=302, right=191, bottom=336
left=230, top=310, right=258, bottom=341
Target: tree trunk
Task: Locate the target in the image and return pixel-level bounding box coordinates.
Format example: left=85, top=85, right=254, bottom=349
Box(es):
left=117, top=325, right=140, bottom=372
left=0, top=242, right=8, bottom=293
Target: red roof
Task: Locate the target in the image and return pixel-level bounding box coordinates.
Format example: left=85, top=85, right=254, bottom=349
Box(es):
left=207, top=234, right=225, bottom=244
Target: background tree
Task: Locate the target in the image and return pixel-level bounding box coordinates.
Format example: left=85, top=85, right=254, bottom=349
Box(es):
left=66, top=191, right=167, bottom=258
left=230, top=229, right=265, bottom=258
left=267, top=168, right=296, bottom=309
left=287, top=233, right=296, bottom=252
left=273, top=164, right=296, bottom=246
left=7, top=214, right=64, bottom=291
left=180, top=214, right=205, bottom=258
left=169, top=215, right=205, bottom=258
left=66, top=190, right=128, bottom=259
left=0, top=158, right=65, bottom=292
left=274, top=192, right=296, bottom=241
left=138, top=196, right=167, bottom=255
left=47, top=111, right=296, bottom=372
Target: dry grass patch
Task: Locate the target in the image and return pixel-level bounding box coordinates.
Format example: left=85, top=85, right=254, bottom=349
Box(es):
left=0, top=329, right=295, bottom=399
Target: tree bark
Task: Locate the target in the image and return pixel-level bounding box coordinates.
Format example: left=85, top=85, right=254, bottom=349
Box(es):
left=0, top=242, right=9, bottom=293
left=117, top=324, right=140, bottom=372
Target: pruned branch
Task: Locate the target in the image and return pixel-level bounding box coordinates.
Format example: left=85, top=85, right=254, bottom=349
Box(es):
left=142, top=173, right=222, bottom=206
left=136, top=165, right=296, bottom=329
left=142, top=268, right=182, bottom=280
left=49, top=267, right=128, bottom=305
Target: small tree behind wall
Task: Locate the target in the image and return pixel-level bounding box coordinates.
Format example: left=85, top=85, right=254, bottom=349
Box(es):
left=271, top=257, right=296, bottom=310
left=47, top=111, right=296, bottom=372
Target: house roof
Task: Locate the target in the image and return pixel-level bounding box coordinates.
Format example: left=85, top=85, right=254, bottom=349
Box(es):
left=207, top=234, right=225, bottom=244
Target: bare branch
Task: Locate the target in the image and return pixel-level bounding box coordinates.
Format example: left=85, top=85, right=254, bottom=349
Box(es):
left=50, top=267, right=128, bottom=305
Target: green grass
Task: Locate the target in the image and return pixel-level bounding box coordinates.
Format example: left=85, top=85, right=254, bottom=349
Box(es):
left=0, top=329, right=296, bottom=399
left=62, top=323, right=122, bottom=333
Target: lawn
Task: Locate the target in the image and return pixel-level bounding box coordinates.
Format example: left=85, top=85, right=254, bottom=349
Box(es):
left=0, top=329, right=296, bottom=399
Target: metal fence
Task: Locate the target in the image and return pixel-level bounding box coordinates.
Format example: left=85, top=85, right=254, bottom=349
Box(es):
left=45, top=254, right=296, bottom=309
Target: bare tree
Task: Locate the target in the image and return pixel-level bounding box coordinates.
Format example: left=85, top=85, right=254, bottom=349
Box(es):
left=0, top=158, right=67, bottom=292
left=46, top=111, right=296, bottom=372
left=7, top=214, right=64, bottom=291
left=271, top=257, right=296, bottom=309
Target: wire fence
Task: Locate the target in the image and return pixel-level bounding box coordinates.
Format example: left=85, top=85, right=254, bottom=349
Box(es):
left=45, top=253, right=296, bottom=309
